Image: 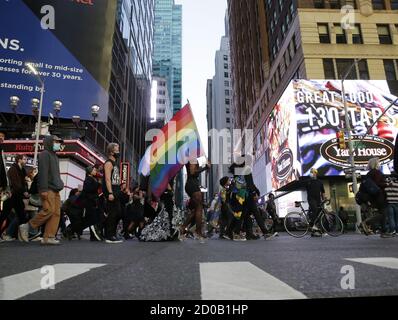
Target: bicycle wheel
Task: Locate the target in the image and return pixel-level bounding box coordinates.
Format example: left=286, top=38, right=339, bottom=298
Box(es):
left=284, top=211, right=310, bottom=238
left=320, top=212, right=344, bottom=236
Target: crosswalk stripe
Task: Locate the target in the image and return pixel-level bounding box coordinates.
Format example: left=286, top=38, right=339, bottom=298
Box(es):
left=345, top=258, right=398, bottom=270
left=200, top=262, right=307, bottom=300
left=0, top=263, right=106, bottom=300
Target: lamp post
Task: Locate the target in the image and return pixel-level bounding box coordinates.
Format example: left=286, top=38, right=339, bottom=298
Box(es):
left=26, top=63, right=44, bottom=167
left=9, top=96, right=20, bottom=113
left=341, top=58, right=363, bottom=231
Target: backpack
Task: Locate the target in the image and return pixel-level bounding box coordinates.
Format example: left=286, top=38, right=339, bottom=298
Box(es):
left=360, top=177, right=381, bottom=196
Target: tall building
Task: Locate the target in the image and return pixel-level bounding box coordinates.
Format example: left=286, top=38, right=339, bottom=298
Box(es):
left=86, top=0, right=154, bottom=181
left=228, top=0, right=398, bottom=213
left=152, top=0, right=182, bottom=114
left=152, top=76, right=173, bottom=124
left=0, top=0, right=155, bottom=185
left=207, top=31, right=233, bottom=196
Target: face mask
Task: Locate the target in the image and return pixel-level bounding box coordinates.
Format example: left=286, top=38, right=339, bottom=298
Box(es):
left=113, top=152, right=120, bottom=159
left=310, top=173, right=315, bottom=179
left=53, top=143, right=61, bottom=152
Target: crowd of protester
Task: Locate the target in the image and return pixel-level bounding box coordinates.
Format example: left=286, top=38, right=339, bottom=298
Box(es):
left=1, top=131, right=397, bottom=245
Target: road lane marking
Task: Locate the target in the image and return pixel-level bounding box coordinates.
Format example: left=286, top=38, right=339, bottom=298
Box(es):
left=345, top=258, right=398, bottom=270
left=200, top=262, right=307, bottom=300
left=0, top=263, right=106, bottom=300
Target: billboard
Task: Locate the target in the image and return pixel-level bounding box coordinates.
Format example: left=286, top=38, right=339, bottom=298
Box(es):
left=264, top=79, right=398, bottom=192
left=0, top=0, right=117, bottom=121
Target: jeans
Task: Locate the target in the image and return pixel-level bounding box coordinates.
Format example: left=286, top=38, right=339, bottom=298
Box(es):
left=386, top=203, right=398, bottom=233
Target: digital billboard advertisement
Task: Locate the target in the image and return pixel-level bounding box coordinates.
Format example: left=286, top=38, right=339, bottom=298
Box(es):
left=263, top=79, right=398, bottom=193
left=0, top=0, right=117, bottom=121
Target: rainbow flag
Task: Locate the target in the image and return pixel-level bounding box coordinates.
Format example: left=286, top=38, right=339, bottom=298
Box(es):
left=147, top=104, right=204, bottom=198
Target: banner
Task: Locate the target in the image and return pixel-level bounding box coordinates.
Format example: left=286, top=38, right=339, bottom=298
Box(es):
left=264, top=79, right=398, bottom=192
left=0, top=0, right=117, bottom=121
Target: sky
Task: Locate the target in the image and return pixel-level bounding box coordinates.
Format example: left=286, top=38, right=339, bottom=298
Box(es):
left=175, top=0, right=228, bottom=155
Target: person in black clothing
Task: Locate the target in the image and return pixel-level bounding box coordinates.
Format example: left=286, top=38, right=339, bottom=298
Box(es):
left=306, top=168, right=325, bottom=236
left=102, top=143, right=123, bottom=243
left=0, top=155, right=29, bottom=233
left=125, top=186, right=146, bottom=239
left=360, top=158, right=392, bottom=238
left=338, top=206, right=349, bottom=233
left=160, top=179, right=176, bottom=237
left=0, top=132, right=8, bottom=194
left=80, top=166, right=103, bottom=241
left=218, top=176, right=234, bottom=239
left=264, top=193, right=279, bottom=237
left=180, top=159, right=210, bottom=241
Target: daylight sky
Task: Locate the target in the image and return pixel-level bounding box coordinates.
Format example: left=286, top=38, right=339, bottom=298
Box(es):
left=175, top=0, right=228, bottom=155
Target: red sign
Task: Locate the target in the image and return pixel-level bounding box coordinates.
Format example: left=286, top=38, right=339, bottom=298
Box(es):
left=2, top=139, right=105, bottom=166
left=120, top=162, right=130, bottom=187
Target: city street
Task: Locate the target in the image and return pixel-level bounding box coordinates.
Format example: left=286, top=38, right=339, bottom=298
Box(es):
left=1, top=233, right=397, bottom=300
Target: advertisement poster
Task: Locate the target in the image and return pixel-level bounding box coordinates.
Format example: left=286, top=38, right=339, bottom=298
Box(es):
left=0, top=0, right=117, bottom=121
left=263, top=79, right=398, bottom=193
left=295, top=79, right=398, bottom=176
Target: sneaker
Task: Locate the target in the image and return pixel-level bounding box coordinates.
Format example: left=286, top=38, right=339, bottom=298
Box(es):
left=31, top=236, right=43, bottom=242
left=233, top=234, right=246, bottom=241
left=221, top=234, right=231, bottom=240
left=2, top=234, right=16, bottom=242
left=29, top=232, right=42, bottom=242
left=311, top=231, right=322, bottom=237
left=193, top=233, right=206, bottom=243
left=380, top=233, right=394, bottom=238
left=90, top=225, right=103, bottom=241
left=360, top=222, right=371, bottom=236
left=105, top=236, right=123, bottom=244
left=41, top=238, right=61, bottom=245
left=18, top=223, right=30, bottom=242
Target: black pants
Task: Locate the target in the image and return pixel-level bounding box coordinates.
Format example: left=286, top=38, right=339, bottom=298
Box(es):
left=0, top=194, right=27, bottom=229
left=105, top=198, right=122, bottom=238
left=244, top=197, right=267, bottom=235
left=308, top=199, right=321, bottom=227
left=220, top=203, right=234, bottom=237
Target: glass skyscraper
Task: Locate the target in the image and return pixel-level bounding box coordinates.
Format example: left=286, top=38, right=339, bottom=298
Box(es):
left=152, top=0, right=182, bottom=113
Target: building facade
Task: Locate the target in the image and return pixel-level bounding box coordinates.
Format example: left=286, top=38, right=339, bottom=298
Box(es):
left=207, top=33, right=233, bottom=196
left=152, top=0, right=182, bottom=114
left=228, top=0, right=398, bottom=216
left=152, top=76, right=173, bottom=124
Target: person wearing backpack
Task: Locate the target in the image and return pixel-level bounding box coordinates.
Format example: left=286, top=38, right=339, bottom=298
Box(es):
left=359, top=158, right=393, bottom=238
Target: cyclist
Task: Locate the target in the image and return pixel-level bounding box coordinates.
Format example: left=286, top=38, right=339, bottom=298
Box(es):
left=305, top=168, right=325, bottom=237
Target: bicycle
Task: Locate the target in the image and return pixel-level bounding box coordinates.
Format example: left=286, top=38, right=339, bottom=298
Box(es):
left=284, top=199, right=344, bottom=238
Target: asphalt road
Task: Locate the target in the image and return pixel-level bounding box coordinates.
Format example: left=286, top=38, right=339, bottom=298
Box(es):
left=0, top=233, right=397, bottom=300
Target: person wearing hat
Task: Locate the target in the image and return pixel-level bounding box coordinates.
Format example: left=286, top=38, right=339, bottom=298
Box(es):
left=18, top=135, right=64, bottom=245
left=306, top=168, right=325, bottom=237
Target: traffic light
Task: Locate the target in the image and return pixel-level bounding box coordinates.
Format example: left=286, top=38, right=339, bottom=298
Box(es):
left=336, top=130, right=346, bottom=149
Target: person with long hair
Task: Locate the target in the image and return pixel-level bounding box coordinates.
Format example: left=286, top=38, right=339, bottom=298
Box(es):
left=179, top=159, right=210, bottom=241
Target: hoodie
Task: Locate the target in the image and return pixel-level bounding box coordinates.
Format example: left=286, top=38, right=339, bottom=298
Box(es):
left=38, top=136, right=64, bottom=193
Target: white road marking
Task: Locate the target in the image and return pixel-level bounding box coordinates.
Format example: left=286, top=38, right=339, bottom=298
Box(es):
left=345, top=258, right=398, bottom=270
left=200, top=262, right=307, bottom=300
left=0, top=263, right=105, bottom=300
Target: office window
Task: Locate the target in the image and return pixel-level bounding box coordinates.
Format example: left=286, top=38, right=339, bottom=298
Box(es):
left=225, top=99, right=230, bottom=105
left=377, top=24, right=392, bottom=44
left=372, top=0, right=385, bottom=9
left=384, top=60, right=397, bottom=80
left=224, top=80, right=229, bottom=87
left=318, top=24, right=331, bottom=43
left=334, top=24, right=347, bottom=43
left=392, top=0, right=398, bottom=9
left=226, top=118, right=231, bottom=124
left=224, top=63, right=228, bottom=69
left=323, top=59, right=335, bottom=79
left=336, top=59, right=356, bottom=79
left=224, top=72, right=229, bottom=78
left=352, top=24, right=363, bottom=44
left=329, top=0, right=341, bottom=9
left=223, top=55, right=228, bottom=61
left=358, top=60, right=369, bottom=79
left=314, top=0, right=325, bottom=8
left=225, top=90, right=229, bottom=96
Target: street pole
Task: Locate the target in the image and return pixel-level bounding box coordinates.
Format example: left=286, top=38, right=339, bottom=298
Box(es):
left=341, top=59, right=362, bottom=231
left=33, top=82, right=45, bottom=167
